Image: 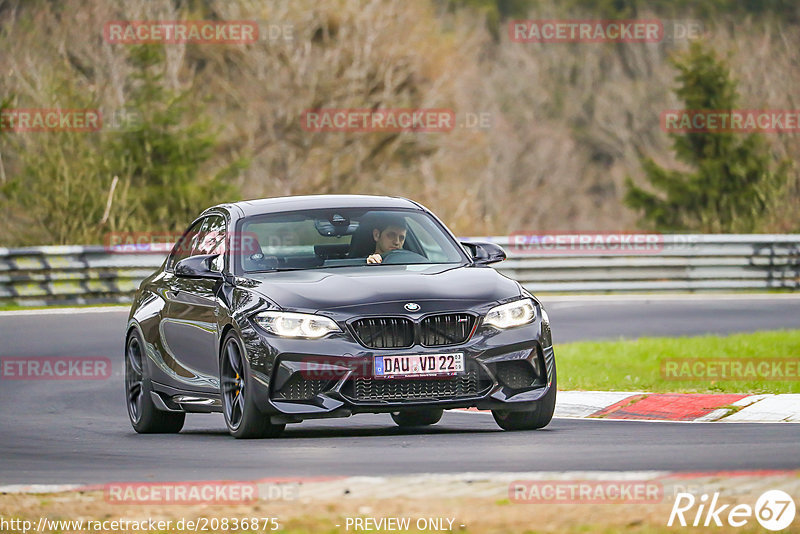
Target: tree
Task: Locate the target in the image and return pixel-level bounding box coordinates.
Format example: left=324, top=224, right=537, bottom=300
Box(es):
left=103, top=45, right=246, bottom=234
left=625, top=41, right=790, bottom=232
left=0, top=45, right=246, bottom=245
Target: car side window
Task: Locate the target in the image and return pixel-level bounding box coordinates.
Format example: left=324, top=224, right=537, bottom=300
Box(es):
left=193, top=215, right=227, bottom=257
left=168, top=219, right=205, bottom=270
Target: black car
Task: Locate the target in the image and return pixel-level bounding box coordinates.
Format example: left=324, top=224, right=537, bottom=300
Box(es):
left=125, top=195, right=556, bottom=438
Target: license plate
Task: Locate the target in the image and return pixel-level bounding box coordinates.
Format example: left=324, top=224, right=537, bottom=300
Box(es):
left=374, top=353, right=464, bottom=378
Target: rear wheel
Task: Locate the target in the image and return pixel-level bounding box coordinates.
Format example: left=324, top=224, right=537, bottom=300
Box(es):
left=391, top=408, right=444, bottom=427
left=220, top=332, right=285, bottom=439
left=492, top=365, right=556, bottom=431
left=125, top=330, right=185, bottom=433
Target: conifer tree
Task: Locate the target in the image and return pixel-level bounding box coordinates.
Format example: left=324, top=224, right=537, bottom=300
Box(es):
left=625, top=42, right=789, bottom=232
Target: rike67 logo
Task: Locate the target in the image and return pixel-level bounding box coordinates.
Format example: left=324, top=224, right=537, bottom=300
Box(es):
left=668, top=490, right=796, bottom=531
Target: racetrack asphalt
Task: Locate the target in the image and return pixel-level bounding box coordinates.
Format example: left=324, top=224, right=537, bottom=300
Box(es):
left=0, top=295, right=798, bottom=484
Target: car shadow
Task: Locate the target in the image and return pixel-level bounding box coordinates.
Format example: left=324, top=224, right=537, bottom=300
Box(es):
left=122, top=412, right=564, bottom=440
left=176, top=414, right=509, bottom=439
left=178, top=424, right=502, bottom=439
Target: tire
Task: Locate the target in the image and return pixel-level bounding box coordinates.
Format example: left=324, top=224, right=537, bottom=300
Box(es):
left=125, top=330, right=185, bottom=433
left=220, top=332, right=285, bottom=439
left=492, top=364, right=557, bottom=431
left=391, top=408, right=444, bottom=427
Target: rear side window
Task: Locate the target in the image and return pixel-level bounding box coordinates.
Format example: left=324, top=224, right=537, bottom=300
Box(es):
left=193, top=215, right=227, bottom=256
left=167, top=215, right=227, bottom=270
left=168, top=219, right=204, bottom=269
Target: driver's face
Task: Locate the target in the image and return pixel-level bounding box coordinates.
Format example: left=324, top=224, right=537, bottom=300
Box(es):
left=373, top=226, right=406, bottom=255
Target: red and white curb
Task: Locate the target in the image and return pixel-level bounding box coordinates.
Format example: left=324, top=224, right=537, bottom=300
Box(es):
left=455, top=392, right=800, bottom=422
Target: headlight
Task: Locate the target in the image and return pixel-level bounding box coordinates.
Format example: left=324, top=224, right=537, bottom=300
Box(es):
left=253, top=311, right=341, bottom=338
left=483, top=298, right=536, bottom=329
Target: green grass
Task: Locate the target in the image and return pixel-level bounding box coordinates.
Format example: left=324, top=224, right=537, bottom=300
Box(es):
left=556, top=330, right=800, bottom=394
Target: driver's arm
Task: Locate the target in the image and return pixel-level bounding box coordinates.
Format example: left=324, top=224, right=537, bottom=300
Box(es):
left=366, top=253, right=382, bottom=264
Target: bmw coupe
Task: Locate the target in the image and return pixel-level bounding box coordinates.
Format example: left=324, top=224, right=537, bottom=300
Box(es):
left=125, top=195, right=556, bottom=438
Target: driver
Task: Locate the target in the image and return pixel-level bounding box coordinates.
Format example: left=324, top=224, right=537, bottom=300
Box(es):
left=366, top=215, right=407, bottom=264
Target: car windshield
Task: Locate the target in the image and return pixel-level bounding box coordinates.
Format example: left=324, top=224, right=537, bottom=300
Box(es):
left=235, top=208, right=467, bottom=273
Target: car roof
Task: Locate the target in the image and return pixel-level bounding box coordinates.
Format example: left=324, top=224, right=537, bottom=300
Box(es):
left=211, top=194, right=423, bottom=217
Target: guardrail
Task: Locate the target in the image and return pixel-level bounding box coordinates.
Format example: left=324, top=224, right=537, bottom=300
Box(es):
left=0, top=246, right=165, bottom=305
left=1, top=234, right=798, bottom=305
left=477, top=234, right=800, bottom=293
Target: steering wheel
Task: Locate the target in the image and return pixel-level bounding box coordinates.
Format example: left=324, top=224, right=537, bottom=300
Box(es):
left=380, top=249, right=430, bottom=264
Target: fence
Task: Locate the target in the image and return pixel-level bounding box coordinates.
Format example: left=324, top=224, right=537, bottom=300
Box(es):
left=1, top=234, right=798, bottom=305
left=483, top=234, right=800, bottom=292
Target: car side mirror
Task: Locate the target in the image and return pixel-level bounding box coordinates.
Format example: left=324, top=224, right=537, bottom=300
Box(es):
left=174, top=254, right=223, bottom=279
left=461, top=241, right=506, bottom=265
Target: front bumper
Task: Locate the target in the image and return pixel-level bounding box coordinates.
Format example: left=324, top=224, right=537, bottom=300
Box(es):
left=240, top=315, right=556, bottom=422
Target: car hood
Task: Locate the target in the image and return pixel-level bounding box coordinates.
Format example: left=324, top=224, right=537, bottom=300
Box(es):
left=239, top=264, right=521, bottom=313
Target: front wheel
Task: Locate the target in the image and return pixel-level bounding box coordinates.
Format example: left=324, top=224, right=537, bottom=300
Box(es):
left=220, top=332, right=285, bottom=439
left=125, top=330, right=185, bottom=433
left=391, top=408, right=444, bottom=427
left=492, top=365, right=556, bottom=431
